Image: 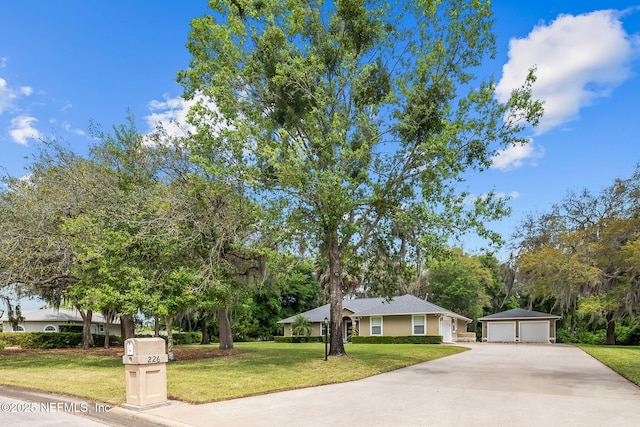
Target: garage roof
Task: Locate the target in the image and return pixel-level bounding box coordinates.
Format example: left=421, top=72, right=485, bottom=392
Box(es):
left=479, top=308, right=561, bottom=321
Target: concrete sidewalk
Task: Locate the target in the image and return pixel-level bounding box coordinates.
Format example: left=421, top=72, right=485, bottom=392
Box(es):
left=134, top=343, right=640, bottom=427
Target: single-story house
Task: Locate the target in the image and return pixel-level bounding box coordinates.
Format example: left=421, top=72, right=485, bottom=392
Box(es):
left=278, top=294, right=475, bottom=343
left=478, top=308, right=561, bottom=343
left=0, top=308, right=121, bottom=336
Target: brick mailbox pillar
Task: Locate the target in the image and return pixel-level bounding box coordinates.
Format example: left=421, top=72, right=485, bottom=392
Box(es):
left=122, top=337, right=169, bottom=408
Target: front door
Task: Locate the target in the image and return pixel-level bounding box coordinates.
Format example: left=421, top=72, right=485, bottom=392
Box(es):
left=440, top=316, right=452, bottom=343
left=343, top=318, right=352, bottom=341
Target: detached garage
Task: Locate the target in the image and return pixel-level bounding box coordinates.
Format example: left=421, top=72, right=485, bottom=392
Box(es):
left=479, top=308, right=561, bottom=343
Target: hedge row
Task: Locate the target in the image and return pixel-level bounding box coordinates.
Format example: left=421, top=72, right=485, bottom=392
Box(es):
left=136, top=332, right=204, bottom=345
left=274, top=335, right=442, bottom=344
left=274, top=336, right=327, bottom=343
left=0, top=331, right=207, bottom=349
left=59, top=324, right=84, bottom=333
left=0, top=332, right=121, bottom=349
left=351, top=335, right=443, bottom=344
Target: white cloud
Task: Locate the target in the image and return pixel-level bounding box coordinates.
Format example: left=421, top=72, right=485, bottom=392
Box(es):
left=62, top=121, right=85, bottom=136
left=0, top=77, right=16, bottom=114
left=491, top=141, right=544, bottom=171
left=496, top=9, right=640, bottom=134
left=145, top=94, right=197, bottom=137
left=145, top=93, right=225, bottom=142
left=9, top=115, right=41, bottom=145
left=1, top=76, right=35, bottom=115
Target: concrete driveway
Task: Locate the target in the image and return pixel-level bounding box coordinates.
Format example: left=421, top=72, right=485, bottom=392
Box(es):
left=141, top=343, right=640, bottom=427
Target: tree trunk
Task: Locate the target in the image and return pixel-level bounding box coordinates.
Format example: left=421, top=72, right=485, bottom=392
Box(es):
left=166, top=315, right=175, bottom=362
left=606, top=311, right=616, bottom=345
left=120, top=314, right=135, bottom=342
left=154, top=317, right=160, bottom=337
left=77, top=307, right=94, bottom=350
left=103, top=323, right=110, bottom=349
left=200, top=316, right=211, bottom=345
left=103, top=308, right=115, bottom=349
left=103, top=318, right=111, bottom=349
left=328, top=243, right=346, bottom=356
left=218, top=306, right=234, bottom=350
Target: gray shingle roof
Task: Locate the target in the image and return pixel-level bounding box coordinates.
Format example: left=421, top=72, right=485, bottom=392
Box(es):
left=278, top=295, right=471, bottom=323
left=478, top=308, right=561, bottom=321
left=278, top=297, right=385, bottom=323
left=0, top=308, right=120, bottom=324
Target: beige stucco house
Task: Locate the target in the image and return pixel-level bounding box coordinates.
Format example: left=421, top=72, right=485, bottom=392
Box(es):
left=279, top=294, right=475, bottom=343
left=0, top=308, right=120, bottom=336
left=479, top=308, right=561, bottom=343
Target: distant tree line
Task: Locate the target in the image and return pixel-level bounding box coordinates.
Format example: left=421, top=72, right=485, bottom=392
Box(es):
left=511, top=165, right=640, bottom=345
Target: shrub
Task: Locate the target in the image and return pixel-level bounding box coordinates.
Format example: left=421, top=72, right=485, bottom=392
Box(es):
left=0, top=333, right=22, bottom=346
left=92, top=334, right=122, bottom=347
left=556, top=328, right=606, bottom=345
left=614, top=323, right=640, bottom=346
left=0, top=332, right=121, bottom=349
left=172, top=332, right=202, bottom=345
left=142, top=332, right=203, bottom=345
left=19, top=332, right=83, bottom=349
left=274, top=336, right=325, bottom=343
left=59, top=323, right=84, bottom=333
left=0, top=339, right=8, bottom=349
left=351, top=335, right=443, bottom=344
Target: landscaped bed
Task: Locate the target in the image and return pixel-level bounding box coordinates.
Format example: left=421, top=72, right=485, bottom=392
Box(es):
left=0, top=342, right=466, bottom=405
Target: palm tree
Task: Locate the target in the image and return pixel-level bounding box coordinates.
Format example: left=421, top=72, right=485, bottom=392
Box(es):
left=291, top=314, right=312, bottom=338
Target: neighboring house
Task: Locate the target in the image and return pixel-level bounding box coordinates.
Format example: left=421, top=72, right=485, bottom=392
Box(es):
left=478, top=308, right=561, bottom=343
left=278, top=294, right=475, bottom=343
left=0, top=308, right=120, bottom=336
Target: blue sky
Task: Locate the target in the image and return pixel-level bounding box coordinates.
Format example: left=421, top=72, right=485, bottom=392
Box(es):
left=1, top=0, right=640, bottom=262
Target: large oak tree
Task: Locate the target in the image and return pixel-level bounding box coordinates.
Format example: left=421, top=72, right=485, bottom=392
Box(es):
left=179, top=0, right=542, bottom=355
left=0, top=144, right=118, bottom=348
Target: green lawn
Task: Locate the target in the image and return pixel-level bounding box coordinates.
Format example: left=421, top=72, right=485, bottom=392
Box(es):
left=0, top=342, right=466, bottom=405
left=577, top=345, right=640, bottom=386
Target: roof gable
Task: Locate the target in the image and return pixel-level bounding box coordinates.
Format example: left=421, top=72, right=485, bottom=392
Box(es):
left=278, top=298, right=386, bottom=324
left=354, top=295, right=471, bottom=321
left=479, top=308, right=561, bottom=320
left=279, top=295, right=471, bottom=323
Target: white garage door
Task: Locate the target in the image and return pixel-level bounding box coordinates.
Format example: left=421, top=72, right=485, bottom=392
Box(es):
left=487, top=322, right=516, bottom=342
left=520, top=321, right=549, bottom=343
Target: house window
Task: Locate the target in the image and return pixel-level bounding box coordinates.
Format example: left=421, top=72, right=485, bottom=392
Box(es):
left=43, top=324, right=58, bottom=332
left=98, top=324, right=105, bottom=333
left=16, top=325, right=26, bottom=332
left=321, top=322, right=331, bottom=335
left=412, top=315, right=426, bottom=335
left=370, top=317, right=382, bottom=336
